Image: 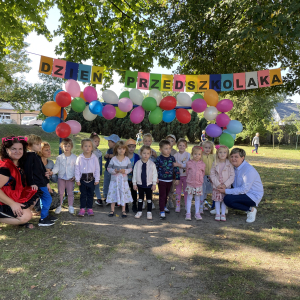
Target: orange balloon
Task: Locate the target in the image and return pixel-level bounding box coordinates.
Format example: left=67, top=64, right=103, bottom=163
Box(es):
left=55, top=108, right=68, bottom=120
left=204, top=89, right=219, bottom=107
left=42, top=101, right=61, bottom=117
left=80, top=91, right=87, bottom=102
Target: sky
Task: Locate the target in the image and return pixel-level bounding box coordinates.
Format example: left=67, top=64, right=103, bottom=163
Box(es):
left=24, top=6, right=300, bottom=103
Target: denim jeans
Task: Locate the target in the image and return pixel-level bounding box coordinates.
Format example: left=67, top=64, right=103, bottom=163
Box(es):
left=94, top=183, right=102, bottom=199
left=79, top=179, right=95, bottom=209
left=103, top=170, right=111, bottom=198
left=39, top=186, right=52, bottom=219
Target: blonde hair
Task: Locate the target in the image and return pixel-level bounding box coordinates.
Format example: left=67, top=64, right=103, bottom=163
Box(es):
left=177, top=138, right=187, bottom=148
left=38, top=141, right=50, bottom=157
left=214, top=145, right=230, bottom=164
left=81, top=138, right=93, bottom=148
left=199, top=140, right=214, bottom=154
left=191, top=146, right=203, bottom=157
left=113, top=141, right=128, bottom=156
left=27, top=134, right=42, bottom=147
left=143, top=133, right=153, bottom=141
left=60, top=138, right=73, bottom=149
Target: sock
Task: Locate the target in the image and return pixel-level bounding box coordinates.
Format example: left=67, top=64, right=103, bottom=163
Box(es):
left=194, top=195, right=200, bottom=214
left=215, top=202, right=220, bottom=215
left=137, top=200, right=143, bottom=212
left=147, top=200, right=152, bottom=212
left=186, top=194, right=193, bottom=214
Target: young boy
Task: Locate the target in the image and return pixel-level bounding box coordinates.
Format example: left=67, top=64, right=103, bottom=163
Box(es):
left=126, top=139, right=140, bottom=213
left=165, top=134, right=178, bottom=208
left=138, top=133, right=157, bottom=162
left=103, top=134, right=120, bottom=205
left=201, top=130, right=206, bottom=142
left=24, top=134, right=56, bottom=226
left=155, top=140, right=180, bottom=219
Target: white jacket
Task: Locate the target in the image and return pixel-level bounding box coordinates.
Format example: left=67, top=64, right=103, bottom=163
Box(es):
left=132, top=159, right=158, bottom=186
left=52, top=153, right=77, bottom=179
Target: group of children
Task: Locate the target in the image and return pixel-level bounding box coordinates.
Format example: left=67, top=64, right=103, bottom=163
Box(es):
left=26, top=131, right=236, bottom=226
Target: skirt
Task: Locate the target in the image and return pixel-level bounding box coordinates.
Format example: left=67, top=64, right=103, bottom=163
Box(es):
left=185, top=185, right=203, bottom=196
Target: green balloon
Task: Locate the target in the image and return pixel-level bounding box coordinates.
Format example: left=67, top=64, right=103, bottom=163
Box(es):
left=71, top=97, right=86, bottom=112
left=142, top=97, right=157, bottom=111
left=219, top=133, right=234, bottom=148
left=192, top=94, right=204, bottom=101
left=149, top=107, right=163, bottom=124
left=119, top=91, right=130, bottom=99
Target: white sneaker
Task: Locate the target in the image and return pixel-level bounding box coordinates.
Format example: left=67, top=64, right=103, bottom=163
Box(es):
left=160, top=212, right=166, bottom=219
left=246, top=207, right=257, bottom=223
left=147, top=212, right=152, bottom=220
left=152, top=202, right=155, bottom=209
left=142, top=201, right=146, bottom=210
left=164, top=207, right=170, bottom=213
left=210, top=209, right=216, bottom=215
left=68, top=206, right=74, bottom=214
left=55, top=205, right=62, bottom=214
left=135, top=212, right=142, bottom=219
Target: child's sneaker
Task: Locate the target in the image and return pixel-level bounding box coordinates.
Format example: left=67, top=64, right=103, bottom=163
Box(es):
left=135, top=212, right=142, bottom=219
left=175, top=205, right=180, bottom=213
left=215, top=214, right=221, bottom=221
left=164, top=207, right=170, bottom=213
left=87, top=209, right=94, bottom=216
left=195, top=213, right=202, bottom=220
left=38, top=216, right=55, bottom=227
left=160, top=212, right=166, bottom=219
left=204, top=206, right=209, bottom=211
left=210, top=209, right=216, bottom=215
left=199, top=208, right=204, bottom=214
left=68, top=206, right=74, bottom=214
left=221, top=214, right=226, bottom=222
left=142, top=201, right=146, bottom=210
left=95, top=199, right=103, bottom=206
left=252, top=150, right=254, bottom=153
left=78, top=208, right=85, bottom=217
left=185, top=213, right=191, bottom=221
left=48, top=215, right=58, bottom=222
left=55, top=205, right=62, bottom=214
left=147, top=212, right=152, bottom=220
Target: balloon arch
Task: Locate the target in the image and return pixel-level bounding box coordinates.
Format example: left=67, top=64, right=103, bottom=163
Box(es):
left=41, top=79, right=243, bottom=148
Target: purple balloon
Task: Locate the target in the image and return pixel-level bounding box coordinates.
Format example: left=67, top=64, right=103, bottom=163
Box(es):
left=66, top=120, right=81, bottom=134
left=191, top=98, right=207, bottom=113
left=102, top=104, right=116, bottom=120
left=118, top=97, right=133, bottom=112
left=216, top=99, right=233, bottom=112
left=206, top=124, right=222, bottom=138
left=130, top=106, right=145, bottom=124
left=216, top=113, right=230, bottom=127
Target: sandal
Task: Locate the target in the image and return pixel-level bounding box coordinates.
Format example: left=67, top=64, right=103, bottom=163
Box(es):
left=108, top=211, right=114, bottom=217
left=19, top=222, right=34, bottom=229
left=122, top=211, right=127, bottom=218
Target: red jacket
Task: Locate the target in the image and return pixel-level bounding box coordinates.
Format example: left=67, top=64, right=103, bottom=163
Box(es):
left=0, top=158, right=37, bottom=205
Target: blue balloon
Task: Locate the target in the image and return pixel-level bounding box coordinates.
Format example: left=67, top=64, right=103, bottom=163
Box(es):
left=98, top=110, right=103, bottom=117
left=223, top=129, right=236, bottom=139
left=226, top=120, right=243, bottom=134
left=53, top=89, right=64, bottom=101
left=89, top=101, right=103, bottom=115
left=42, top=117, right=61, bottom=133
left=162, top=109, right=176, bottom=123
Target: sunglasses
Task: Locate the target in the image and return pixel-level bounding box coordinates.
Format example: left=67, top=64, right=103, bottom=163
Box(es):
left=2, top=136, right=28, bottom=144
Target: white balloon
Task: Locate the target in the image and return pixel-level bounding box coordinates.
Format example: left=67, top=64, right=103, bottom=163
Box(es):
left=204, top=106, right=218, bottom=121
left=102, top=89, right=119, bottom=104
left=149, top=89, right=162, bottom=105
left=129, top=88, right=144, bottom=105
left=176, top=93, right=192, bottom=107
left=83, top=106, right=97, bottom=121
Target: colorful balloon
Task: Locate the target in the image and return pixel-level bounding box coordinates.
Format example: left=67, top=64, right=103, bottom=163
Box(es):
left=176, top=108, right=191, bottom=124
left=204, top=106, right=218, bottom=121
left=55, top=108, right=67, bottom=120
left=80, top=91, right=87, bottom=102
left=216, top=99, right=233, bottom=112
left=115, top=107, right=127, bottom=118
left=118, top=97, right=133, bottom=112
left=204, top=89, right=219, bottom=107
left=142, top=97, right=157, bottom=111
left=89, top=100, right=103, bottom=115
left=191, top=94, right=204, bottom=101
left=53, top=89, right=63, bottom=101
left=129, top=88, right=144, bottom=105
left=162, top=109, right=176, bottom=123
left=130, top=106, right=145, bottom=124
left=223, top=129, right=236, bottom=139
left=56, top=91, right=72, bottom=107
left=83, top=86, right=97, bottom=103
left=102, top=90, right=119, bottom=104
left=226, top=120, right=243, bottom=134
left=216, top=113, right=230, bottom=127
left=66, top=120, right=81, bottom=135
left=149, top=107, right=163, bottom=125
left=83, top=106, right=97, bottom=121
left=191, top=98, right=207, bottom=113
left=42, top=101, right=61, bottom=117
left=149, top=89, right=162, bottom=105
left=56, top=122, right=71, bottom=138
left=71, top=97, right=86, bottom=112
left=177, top=93, right=192, bottom=106
left=159, top=96, right=177, bottom=110
left=42, top=117, right=61, bottom=133
left=65, top=79, right=80, bottom=98
left=219, top=133, right=234, bottom=148
left=205, top=124, right=222, bottom=138
left=102, top=104, right=116, bottom=120
left=119, top=91, right=130, bottom=99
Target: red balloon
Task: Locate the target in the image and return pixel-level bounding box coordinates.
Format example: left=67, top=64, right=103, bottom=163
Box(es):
left=176, top=108, right=191, bottom=124
left=56, top=122, right=71, bottom=138
left=56, top=91, right=72, bottom=107
left=159, top=96, right=177, bottom=110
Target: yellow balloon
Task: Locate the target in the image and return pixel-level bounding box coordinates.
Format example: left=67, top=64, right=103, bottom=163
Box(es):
left=42, top=101, right=61, bottom=117
left=204, top=89, right=219, bottom=107
left=115, top=107, right=127, bottom=118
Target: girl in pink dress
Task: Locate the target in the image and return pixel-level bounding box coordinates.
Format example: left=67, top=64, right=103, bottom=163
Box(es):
left=210, top=145, right=235, bottom=222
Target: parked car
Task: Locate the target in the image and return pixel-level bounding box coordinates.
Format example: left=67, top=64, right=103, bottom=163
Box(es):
left=21, top=116, right=36, bottom=125
left=27, top=118, right=43, bottom=126
left=0, top=118, right=16, bottom=124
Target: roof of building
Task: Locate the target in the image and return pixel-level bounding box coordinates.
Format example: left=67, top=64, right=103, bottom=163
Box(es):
left=0, top=102, right=40, bottom=111
left=275, top=102, right=300, bottom=120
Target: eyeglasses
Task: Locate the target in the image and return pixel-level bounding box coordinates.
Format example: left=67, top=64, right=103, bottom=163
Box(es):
left=2, top=136, right=28, bottom=144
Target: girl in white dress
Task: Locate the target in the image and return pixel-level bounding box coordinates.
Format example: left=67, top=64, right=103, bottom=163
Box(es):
left=106, top=141, right=133, bottom=218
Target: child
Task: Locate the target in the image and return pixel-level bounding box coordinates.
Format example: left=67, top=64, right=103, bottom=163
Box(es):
left=126, top=139, right=140, bottom=213
left=39, top=142, right=58, bottom=184
left=210, top=145, right=235, bottom=221
left=75, top=139, right=100, bottom=217
left=200, top=140, right=215, bottom=212
left=90, top=133, right=103, bottom=206
left=252, top=132, right=260, bottom=154
left=51, top=138, right=77, bottom=214
left=24, top=134, right=56, bottom=226
left=155, top=139, right=180, bottom=219
left=133, top=145, right=158, bottom=220
left=173, top=138, right=190, bottom=212
left=185, top=146, right=206, bottom=221
left=103, top=134, right=120, bottom=204
left=106, top=141, right=133, bottom=218
left=201, top=130, right=206, bottom=142
left=136, top=129, right=143, bottom=146
left=165, top=134, right=178, bottom=209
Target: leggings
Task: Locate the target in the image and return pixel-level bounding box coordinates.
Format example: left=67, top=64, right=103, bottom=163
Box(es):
left=137, top=186, right=153, bottom=212
left=186, top=194, right=201, bottom=214
left=175, top=176, right=187, bottom=206
left=58, top=178, right=74, bottom=206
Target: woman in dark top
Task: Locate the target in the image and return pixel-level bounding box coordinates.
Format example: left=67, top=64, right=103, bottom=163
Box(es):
left=0, top=136, right=41, bottom=229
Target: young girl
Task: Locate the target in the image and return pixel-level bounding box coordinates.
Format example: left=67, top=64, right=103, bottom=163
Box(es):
left=210, top=145, right=234, bottom=221
left=106, top=141, right=133, bottom=218
left=75, top=139, right=100, bottom=217
left=185, top=146, right=206, bottom=220
left=200, top=140, right=215, bottom=212
left=132, top=145, right=158, bottom=220
left=173, top=138, right=190, bottom=212
left=90, top=133, right=103, bottom=206
left=51, top=138, right=77, bottom=214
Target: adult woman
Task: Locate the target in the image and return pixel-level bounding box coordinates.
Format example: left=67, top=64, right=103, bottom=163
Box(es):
left=0, top=136, right=41, bottom=228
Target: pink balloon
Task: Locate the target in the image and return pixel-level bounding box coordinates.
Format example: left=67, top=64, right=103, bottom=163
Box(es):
left=83, top=86, right=98, bottom=103
left=130, top=106, right=145, bottom=124
left=216, top=99, right=233, bottom=112
left=66, top=120, right=81, bottom=134
left=65, top=79, right=80, bottom=98
left=118, top=97, right=133, bottom=112
left=102, top=104, right=116, bottom=120
left=191, top=98, right=207, bottom=113
left=216, top=113, right=231, bottom=127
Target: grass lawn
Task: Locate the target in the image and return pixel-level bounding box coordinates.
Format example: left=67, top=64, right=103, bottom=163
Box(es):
left=0, top=125, right=300, bottom=300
